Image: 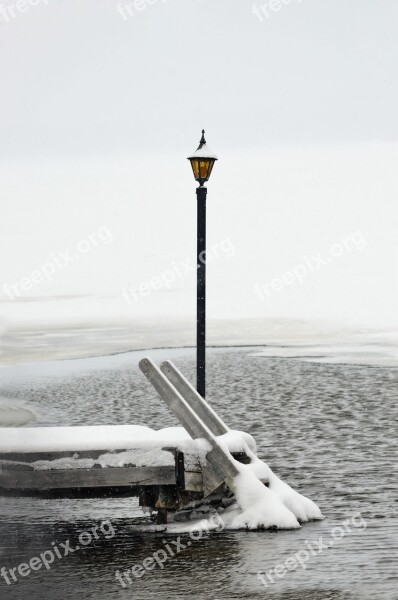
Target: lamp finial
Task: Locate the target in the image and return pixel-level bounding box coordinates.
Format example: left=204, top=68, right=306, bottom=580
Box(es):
left=199, top=129, right=206, bottom=148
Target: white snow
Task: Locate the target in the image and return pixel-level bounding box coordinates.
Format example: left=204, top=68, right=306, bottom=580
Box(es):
left=0, top=425, right=247, bottom=457
left=234, top=455, right=322, bottom=528
left=230, top=468, right=301, bottom=529
left=1, top=424, right=322, bottom=530
left=250, top=343, right=398, bottom=367
left=31, top=448, right=176, bottom=471
left=188, top=142, right=218, bottom=160
left=139, top=455, right=324, bottom=531
left=219, top=435, right=323, bottom=530
left=0, top=425, right=158, bottom=453
left=218, top=430, right=257, bottom=454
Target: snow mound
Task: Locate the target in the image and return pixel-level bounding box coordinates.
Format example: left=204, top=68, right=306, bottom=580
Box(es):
left=136, top=437, right=323, bottom=532
left=231, top=469, right=300, bottom=529
left=246, top=454, right=323, bottom=523
left=228, top=441, right=323, bottom=529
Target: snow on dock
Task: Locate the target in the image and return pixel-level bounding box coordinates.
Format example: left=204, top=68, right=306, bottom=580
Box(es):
left=0, top=425, right=255, bottom=456
left=0, top=358, right=323, bottom=530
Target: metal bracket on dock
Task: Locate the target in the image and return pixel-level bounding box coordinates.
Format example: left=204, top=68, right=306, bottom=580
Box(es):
left=139, top=357, right=241, bottom=498
left=160, top=361, right=229, bottom=437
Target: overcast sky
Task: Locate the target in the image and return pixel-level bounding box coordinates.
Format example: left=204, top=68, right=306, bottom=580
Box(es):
left=1, top=0, right=398, bottom=329
left=1, top=0, right=398, bottom=157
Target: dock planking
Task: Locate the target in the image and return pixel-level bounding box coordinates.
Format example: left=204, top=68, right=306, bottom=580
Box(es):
left=0, top=358, right=251, bottom=521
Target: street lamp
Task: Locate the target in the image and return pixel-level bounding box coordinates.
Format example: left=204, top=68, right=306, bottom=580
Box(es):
left=188, top=130, right=218, bottom=398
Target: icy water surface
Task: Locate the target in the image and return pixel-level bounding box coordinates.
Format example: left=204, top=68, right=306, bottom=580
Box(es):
left=0, top=347, right=397, bottom=600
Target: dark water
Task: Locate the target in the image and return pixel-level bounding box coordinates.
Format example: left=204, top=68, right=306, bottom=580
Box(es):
left=0, top=347, right=397, bottom=600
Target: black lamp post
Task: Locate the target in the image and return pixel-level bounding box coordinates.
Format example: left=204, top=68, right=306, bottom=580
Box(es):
left=188, top=130, right=218, bottom=398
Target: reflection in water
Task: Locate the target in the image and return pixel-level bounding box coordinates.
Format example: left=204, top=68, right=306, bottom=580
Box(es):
left=0, top=347, right=397, bottom=599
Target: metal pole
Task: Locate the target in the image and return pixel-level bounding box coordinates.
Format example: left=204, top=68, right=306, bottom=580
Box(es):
left=196, top=185, right=207, bottom=398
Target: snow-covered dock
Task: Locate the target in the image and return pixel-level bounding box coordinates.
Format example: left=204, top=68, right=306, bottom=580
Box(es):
left=0, top=359, right=323, bottom=529
left=0, top=425, right=251, bottom=522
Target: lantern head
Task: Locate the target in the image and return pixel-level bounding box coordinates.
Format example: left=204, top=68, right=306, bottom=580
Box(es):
left=188, top=130, right=218, bottom=186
